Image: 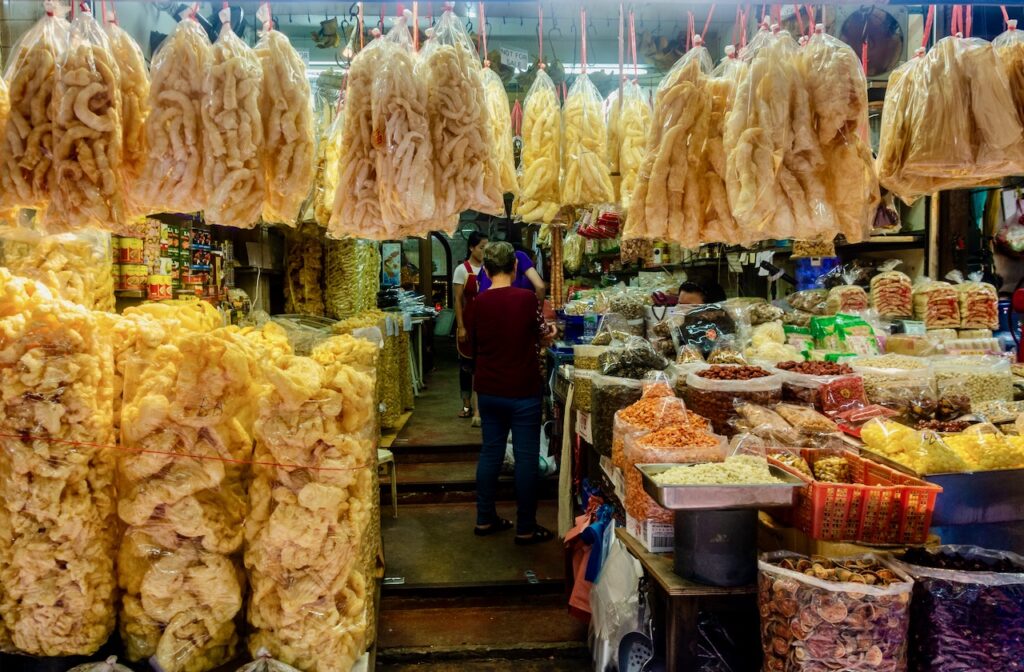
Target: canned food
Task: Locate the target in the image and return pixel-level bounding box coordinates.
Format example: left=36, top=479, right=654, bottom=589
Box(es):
left=119, top=264, right=148, bottom=291
left=147, top=275, right=173, bottom=301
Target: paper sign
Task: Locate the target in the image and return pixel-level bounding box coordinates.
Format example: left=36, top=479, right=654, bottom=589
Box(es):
left=500, top=46, right=530, bottom=71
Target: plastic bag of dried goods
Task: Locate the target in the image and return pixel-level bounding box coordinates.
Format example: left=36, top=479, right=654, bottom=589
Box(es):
left=48, top=4, right=126, bottom=232
left=953, top=271, right=999, bottom=330
left=616, top=80, right=651, bottom=216
left=561, top=72, right=614, bottom=206
left=136, top=13, right=211, bottom=214
left=313, top=104, right=344, bottom=227
left=994, top=20, right=1024, bottom=122
left=256, top=24, right=315, bottom=226
left=202, top=9, right=265, bottom=228
left=104, top=18, right=150, bottom=224
left=515, top=68, right=561, bottom=224
left=330, top=35, right=386, bottom=239
left=869, top=262, right=913, bottom=319
left=482, top=66, right=518, bottom=196
left=0, top=5, right=69, bottom=215
left=612, top=389, right=695, bottom=472
left=421, top=8, right=503, bottom=217
left=68, top=657, right=135, bottom=672
left=826, top=272, right=870, bottom=316
left=912, top=279, right=961, bottom=329
left=372, top=12, right=436, bottom=237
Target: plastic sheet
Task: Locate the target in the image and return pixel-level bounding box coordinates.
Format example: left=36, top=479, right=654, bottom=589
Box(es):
left=0, top=226, right=114, bottom=311
left=0, top=7, right=69, bottom=215
left=136, top=16, right=211, bottom=215
left=0, top=269, right=117, bottom=656
left=422, top=9, right=503, bottom=217
left=245, top=343, right=376, bottom=672
left=257, top=29, right=315, bottom=226
left=202, top=17, right=265, bottom=228
left=561, top=73, right=613, bottom=206
left=515, top=69, right=561, bottom=223
left=105, top=19, right=151, bottom=223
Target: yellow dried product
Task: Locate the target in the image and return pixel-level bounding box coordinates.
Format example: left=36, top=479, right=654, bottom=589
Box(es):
left=561, top=73, right=614, bottom=206
left=47, top=8, right=128, bottom=232
left=123, top=299, right=222, bottom=333
left=105, top=20, right=150, bottom=223
left=245, top=353, right=375, bottom=672
left=257, top=30, right=315, bottom=226
left=616, top=81, right=651, bottom=215
left=313, top=105, right=343, bottom=227
left=284, top=224, right=325, bottom=316
left=994, top=22, right=1024, bottom=123
left=514, top=69, right=561, bottom=224
left=1, top=228, right=114, bottom=311
left=202, top=23, right=264, bottom=228
left=958, top=37, right=1024, bottom=181
left=118, top=329, right=261, bottom=672
left=0, top=12, right=68, bottom=215
left=311, top=334, right=380, bottom=375
left=482, top=67, right=518, bottom=195
left=373, top=18, right=436, bottom=238
left=0, top=269, right=117, bottom=656
left=324, top=239, right=379, bottom=321
left=221, top=322, right=294, bottom=365
left=329, top=40, right=384, bottom=239
left=423, top=11, right=503, bottom=218
left=136, top=17, right=211, bottom=214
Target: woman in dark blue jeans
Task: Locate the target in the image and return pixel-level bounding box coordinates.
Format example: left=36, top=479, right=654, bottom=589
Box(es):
left=464, top=242, right=555, bottom=545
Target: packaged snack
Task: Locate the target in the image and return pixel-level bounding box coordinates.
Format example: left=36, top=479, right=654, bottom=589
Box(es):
left=869, top=262, right=913, bottom=319
left=774, top=403, right=838, bottom=434
left=913, top=279, right=961, bottom=329
left=684, top=365, right=782, bottom=435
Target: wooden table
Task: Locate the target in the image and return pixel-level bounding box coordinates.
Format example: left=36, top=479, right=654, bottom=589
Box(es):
left=616, top=528, right=759, bottom=670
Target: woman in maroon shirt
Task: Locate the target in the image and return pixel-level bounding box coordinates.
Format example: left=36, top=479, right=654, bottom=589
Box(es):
left=464, top=242, right=554, bottom=545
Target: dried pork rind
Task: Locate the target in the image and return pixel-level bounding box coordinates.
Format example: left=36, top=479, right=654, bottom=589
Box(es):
left=104, top=20, right=151, bottom=224
left=0, top=268, right=117, bottom=656
left=257, top=30, right=315, bottom=226
left=561, top=73, right=613, bottom=206
left=514, top=69, right=561, bottom=223
left=615, top=80, right=651, bottom=215
left=482, top=67, right=518, bottom=196
left=284, top=224, right=325, bottom=316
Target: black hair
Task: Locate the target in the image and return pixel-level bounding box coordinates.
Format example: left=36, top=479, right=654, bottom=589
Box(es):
left=678, top=282, right=705, bottom=299
left=467, top=230, right=489, bottom=250
left=703, top=281, right=727, bottom=303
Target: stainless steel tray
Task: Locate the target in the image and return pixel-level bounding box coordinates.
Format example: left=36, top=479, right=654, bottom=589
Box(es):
left=637, top=463, right=803, bottom=511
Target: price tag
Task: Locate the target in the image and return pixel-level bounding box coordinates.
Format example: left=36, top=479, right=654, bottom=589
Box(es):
left=500, top=46, right=530, bottom=71
left=576, top=411, right=592, bottom=444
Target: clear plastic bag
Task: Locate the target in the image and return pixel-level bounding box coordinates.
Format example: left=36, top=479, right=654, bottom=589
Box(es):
left=591, top=375, right=645, bottom=456
left=256, top=28, right=316, bottom=226
left=612, top=389, right=694, bottom=473
left=931, top=354, right=1013, bottom=404
left=515, top=69, right=561, bottom=223
left=372, top=13, right=436, bottom=237
left=136, top=15, right=211, bottom=215
left=313, top=104, right=344, bottom=227
left=0, top=225, right=115, bottom=311
left=615, top=81, right=650, bottom=216
left=954, top=272, right=999, bottom=330
left=0, top=6, right=69, bottom=215
left=481, top=67, right=518, bottom=196
left=47, top=4, right=126, bottom=232
left=671, top=303, right=738, bottom=358
left=684, top=366, right=782, bottom=435
left=234, top=651, right=303, bottom=672
left=774, top=402, right=837, bottom=434
left=825, top=274, right=869, bottom=315
left=202, top=14, right=265, bottom=228
left=913, top=279, right=961, bottom=329
left=0, top=269, right=117, bottom=656
left=787, top=288, right=829, bottom=315
left=561, top=73, right=613, bottom=206
left=104, top=18, right=151, bottom=224
left=894, top=545, right=1024, bottom=672
left=422, top=9, right=503, bottom=217
left=68, top=657, right=135, bottom=672
left=598, top=335, right=669, bottom=378
left=870, top=265, right=913, bottom=319
left=732, top=400, right=799, bottom=444
left=283, top=223, right=325, bottom=316
left=246, top=351, right=375, bottom=671
left=994, top=20, right=1024, bottom=123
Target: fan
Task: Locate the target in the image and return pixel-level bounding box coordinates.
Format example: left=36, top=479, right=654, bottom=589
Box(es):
left=837, top=6, right=906, bottom=79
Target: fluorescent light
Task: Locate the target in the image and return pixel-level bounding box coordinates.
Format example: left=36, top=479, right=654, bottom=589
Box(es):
left=563, top=63, right=650, bottom=75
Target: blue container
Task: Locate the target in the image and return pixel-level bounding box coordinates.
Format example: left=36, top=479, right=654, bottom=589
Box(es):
left=795, top=256, right=841, bottom=291
left=561, top=313, right=586, bottom=344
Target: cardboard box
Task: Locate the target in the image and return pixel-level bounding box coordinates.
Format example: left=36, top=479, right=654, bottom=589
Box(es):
left=626, top=514, right=674, bottom=554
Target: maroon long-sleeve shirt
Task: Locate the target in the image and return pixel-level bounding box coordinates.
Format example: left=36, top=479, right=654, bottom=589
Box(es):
left=465, top=286, right=545, bottom=398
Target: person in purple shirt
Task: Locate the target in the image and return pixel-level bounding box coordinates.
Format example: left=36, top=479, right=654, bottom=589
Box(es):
left=477, top=248, right=545, bottom=303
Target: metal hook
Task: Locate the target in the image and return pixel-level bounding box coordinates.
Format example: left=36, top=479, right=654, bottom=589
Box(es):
left=349, top=2, right=359, bottom=18
left=466, top=17, right=473, bottom=32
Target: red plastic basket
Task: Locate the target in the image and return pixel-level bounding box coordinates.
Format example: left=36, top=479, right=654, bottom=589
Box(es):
left=769, top=449, right=942, bottom=545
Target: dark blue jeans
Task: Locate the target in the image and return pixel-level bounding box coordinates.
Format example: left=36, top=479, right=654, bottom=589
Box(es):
left=476, top=393, right=542, bottom=535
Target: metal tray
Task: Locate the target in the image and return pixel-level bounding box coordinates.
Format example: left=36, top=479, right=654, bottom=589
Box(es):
left=637, top=463, right=804, bottom=511
left=861, top=449, right=1024, bottom=526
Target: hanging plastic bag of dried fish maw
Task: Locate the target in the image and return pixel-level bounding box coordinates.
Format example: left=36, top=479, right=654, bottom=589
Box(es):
left=616, top=80, right=650, bottom=216
left=330, top=35, right=386, bottom=239
left=313, top=102, right=343, bottom=227
left=373, top=11, right=437, bottom=239
left=104, top=15, right=150, bottom=226
left=135, top=13, right=211, bottom=214
left=256, top=18, right=315, bottom=226
left=995, top=20, right=1024, bottom=124
left=422, top=9, right=503, bottom=218
left=514, top=68, right=561, bottom=223
left=246, top=349, right=376, bottom=672
left=284, top=223, right=325, bottom=316
left=117, top=329, right=260, bottom=672
left=0, top=269, right=118, bottom=656
left=876, top=52, right=934, bottom=203
left=799, top=25, right=878, bottom=244
left=622, top=41, right=714, bottom=247
left=700, top=47, right=745, bottom=245
left=482, top=66, right=518, bottom=196
left=47, top=4, right=126, bottom=233
left=0, top=6, right=69, bottom=217
left=0, top=225, right=114, bottom=311
left=725, top=28, right=818, bottom=241
left=561, top=72, right=614, bottom=207
left=325, top=239, right=380, bottom=320
left=202, top=8, right=264, bottom=228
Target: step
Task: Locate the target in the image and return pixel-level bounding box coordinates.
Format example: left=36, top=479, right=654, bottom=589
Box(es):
left=377, top=593, right=588, bottom=660
left=381, top=460, right=559, bottom=506
left=377, top=652, right=591, bottom=671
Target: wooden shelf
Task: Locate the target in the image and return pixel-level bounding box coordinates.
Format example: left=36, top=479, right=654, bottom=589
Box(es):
left=380, top=410, right=414, bottom=449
